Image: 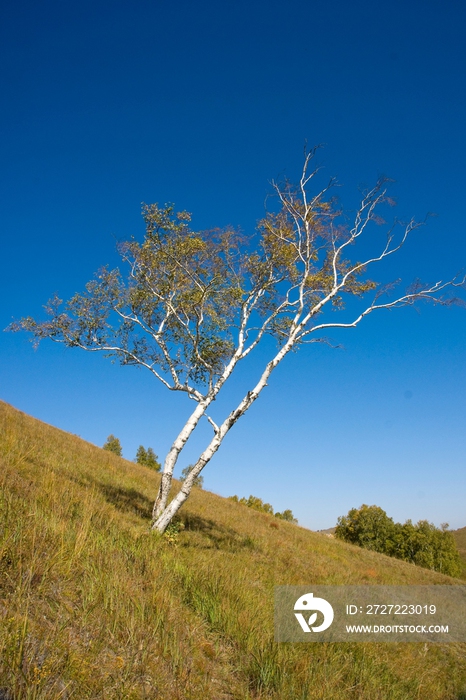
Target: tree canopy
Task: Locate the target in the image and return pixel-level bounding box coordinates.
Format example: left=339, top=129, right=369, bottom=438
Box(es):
left=135, top=446, right=161, bottom=471
left=335, top=504, right=462, bottom=577
left=102, top=435, right=122, bottom=456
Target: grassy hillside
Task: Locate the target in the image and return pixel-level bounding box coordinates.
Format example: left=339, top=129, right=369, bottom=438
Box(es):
left=1, top=400, right=465, bottom=699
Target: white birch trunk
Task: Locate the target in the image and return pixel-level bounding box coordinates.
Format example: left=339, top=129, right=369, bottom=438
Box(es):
left=151, top=334, right=297, bottom=532
left=152, top=348, right=246, bottom=521
left=151, top=398, right=212, bottom=520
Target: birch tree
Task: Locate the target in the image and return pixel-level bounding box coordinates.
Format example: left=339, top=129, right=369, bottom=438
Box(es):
left=11, top=148, right=465, bottom=533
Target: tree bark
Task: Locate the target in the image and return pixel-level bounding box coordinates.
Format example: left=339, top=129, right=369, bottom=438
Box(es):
left=151, top=337, right=297, bottom=532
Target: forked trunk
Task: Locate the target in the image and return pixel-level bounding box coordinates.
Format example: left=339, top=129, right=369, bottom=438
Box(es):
left=151, top=340, right=297, bottom=533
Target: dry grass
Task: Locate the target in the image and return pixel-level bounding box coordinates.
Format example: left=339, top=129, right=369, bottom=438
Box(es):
left=1, top=399, right=465, bottom=699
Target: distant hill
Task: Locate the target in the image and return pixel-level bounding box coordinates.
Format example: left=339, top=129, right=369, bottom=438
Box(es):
left=1, top=399, right=465, bottom=699
left=317, top=527, right=336, bottom=535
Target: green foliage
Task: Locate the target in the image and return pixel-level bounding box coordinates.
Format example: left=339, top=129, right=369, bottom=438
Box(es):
left=180, top=465, right=204, bottom=488
left=229, top=495, right=297, bottom=523
left=229, top=494, right=273, bottom=514
left=336, top=505, right=462, bottom=577
left=102, top=434, right=122, bottom=456
left=163, top=519, right=185, bottom=545
left=391, top=520, right=462, bottom=577
left=452, top=526, right=466, bottom=578
left=12, top=205, right=245, bottom=388
left=335, top=504, right=396, bottom=552
left=275, top=509, right=298, bottom=523
left=10, top=185, right=383, bottom=392
left=135, top=445, right=161, bottom=471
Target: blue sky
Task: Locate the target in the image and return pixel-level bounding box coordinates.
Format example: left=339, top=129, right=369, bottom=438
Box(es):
left=1, top=0, right=465, bottom=530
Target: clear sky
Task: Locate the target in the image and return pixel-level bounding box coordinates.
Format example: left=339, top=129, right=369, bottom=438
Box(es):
left=1, top=0, right=465, bottom=530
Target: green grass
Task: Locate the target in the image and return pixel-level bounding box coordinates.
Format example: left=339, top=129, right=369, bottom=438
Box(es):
left=1, top=399, right=465, bottom=699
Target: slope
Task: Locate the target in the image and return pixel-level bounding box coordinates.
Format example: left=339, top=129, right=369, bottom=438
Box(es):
left=0, top=400, right=465, bottom=700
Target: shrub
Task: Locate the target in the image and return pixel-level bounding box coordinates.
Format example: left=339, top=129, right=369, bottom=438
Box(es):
left=102, top=434, right=122, bottom=456
left=229, top=495, right=297, bottom=523
left=275, top=509, right=298, bottom=523
left=135, top=445, right=161, bottom=471
left=335, top=505, right=396, bottom=553
left=335, top=505, right=462, bottom=577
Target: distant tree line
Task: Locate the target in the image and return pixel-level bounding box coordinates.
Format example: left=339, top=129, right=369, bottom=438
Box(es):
left=229, top=494, right=297, bottom=523
left=335, top=504, right=462, bottom=578
left=180, top=465, right=204, bottom=488
left=103, top=435, right=122, bottom=456
left=135, top=445, right=161, bottom=471
left=101, top=437, right=206, bottom=489
left=102, top=436, right=161, bottom=471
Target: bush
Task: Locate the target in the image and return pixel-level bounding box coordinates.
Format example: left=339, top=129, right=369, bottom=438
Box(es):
left=335, top=504, right=462, bottom=577
left=135, top=445, right=161, bottom=471
left=275, top=509, right=298, bottom=524
left=102, top=434, right=122, bottom=456
left=393, top=519, right=462, bottom=577
left=229, top=495, right=297, bottom=523
left=335, top=505, right=396, bottom=553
